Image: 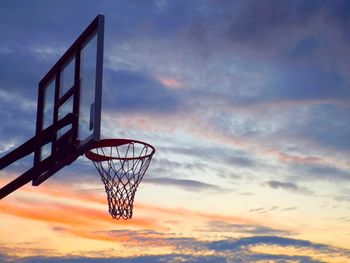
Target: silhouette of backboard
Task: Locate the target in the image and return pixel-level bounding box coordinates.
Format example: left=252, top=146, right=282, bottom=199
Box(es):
left=0, top=15, right=104, bottom=197
left=33, top=15, right=104, bottom=185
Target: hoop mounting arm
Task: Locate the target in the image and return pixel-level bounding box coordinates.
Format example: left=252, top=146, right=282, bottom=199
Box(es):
left=0, top=113, right=76, bottom=199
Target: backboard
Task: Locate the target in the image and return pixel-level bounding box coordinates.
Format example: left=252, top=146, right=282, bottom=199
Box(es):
left=32, top=15, right=104, bottom=185
left=0, top=15, right=104, bottom=198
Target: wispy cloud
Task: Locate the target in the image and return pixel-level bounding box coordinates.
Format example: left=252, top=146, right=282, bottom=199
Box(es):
left=293, top=163, right=350, bottom=182
left=266, top=180, right=313, bottom=195
left=204, top=220, right=292, bottom=236
left=143, top=177, right=227, bottom=193
left=249, top=206, right=279, bottom=214
left=161, top=145, right=257, bottom=169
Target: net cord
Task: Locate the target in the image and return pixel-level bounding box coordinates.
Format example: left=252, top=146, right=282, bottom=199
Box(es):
left=90, top=142, right=153, bottom=219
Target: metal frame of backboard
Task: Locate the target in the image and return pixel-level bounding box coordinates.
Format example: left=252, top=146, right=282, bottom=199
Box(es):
left=33, top=14, right=104, bottom=185
left=0, top=15, right=104, bottom=198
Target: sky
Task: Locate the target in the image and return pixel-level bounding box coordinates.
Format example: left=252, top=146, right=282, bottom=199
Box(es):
left=0, top=0, right=350, bottom=262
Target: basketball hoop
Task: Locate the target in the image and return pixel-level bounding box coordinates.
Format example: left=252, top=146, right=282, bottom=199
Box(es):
left=85, top=139, right=155, bottom=219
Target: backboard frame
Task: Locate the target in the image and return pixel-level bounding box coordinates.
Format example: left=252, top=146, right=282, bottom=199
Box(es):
left=32, top=14, right=104, bottom=185
left=0, top=15, right=104, bottom=198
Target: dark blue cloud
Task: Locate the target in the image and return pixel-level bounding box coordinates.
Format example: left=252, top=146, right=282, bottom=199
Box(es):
left=326, top=0, right=350, bottom=40
left=218, top=65, right=350, bottom=106
left=104, top=70, right=179, bottom=112
left=227, top=0, right=350, bottom=47
left=248, top=253, right=322, bottom=263
left=227, top=156, right=256, bottom=167
left=205, top=221, right=292, bottom=236
left=207, top=235, right=327, bottom=251
left=0, top=1, right=210, bottom=49
left=2, top=235, right=347, bottom=263
left=293, top=105, right=350, bottom=152
left=0, top=52, right=43, bottom=100
left=267, top=181, right=298, bottom=191
left=0, top=98, right=35, bottom=146
left=0, top=254, right=12, bottom=263
left=221, top=0, right=350, bottom=112
left=287, top=37, right=320, bottom=58
left=228, top=0, right=322, bottom=43
left=292, top=163, right=350, bottom=182
left=273, top=67, right=350, bottom=101
left=266, top=180, right=313, bottom=195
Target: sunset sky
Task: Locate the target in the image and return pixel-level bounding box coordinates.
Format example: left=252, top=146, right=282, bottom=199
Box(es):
left=1, top=1, right=350, bottom=262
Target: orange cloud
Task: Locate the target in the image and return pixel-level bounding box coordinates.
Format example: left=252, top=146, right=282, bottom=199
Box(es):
left=156, top=75, right=184, bottom=89
left=135, top=203, right=254, bottom=226
left=0, top=169, right=281, bottom=241
left=266, top=148, right=322, bottom=164
left=0, top=191, right=162, bottom=230
left=0, top=201, right=108, bottom=227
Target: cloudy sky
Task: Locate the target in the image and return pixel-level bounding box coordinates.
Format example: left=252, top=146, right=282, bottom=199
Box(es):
left=1, top=1, right=350, bottom=262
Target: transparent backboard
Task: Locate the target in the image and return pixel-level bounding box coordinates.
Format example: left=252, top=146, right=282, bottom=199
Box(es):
left=33, top=15, right=104, bottom=185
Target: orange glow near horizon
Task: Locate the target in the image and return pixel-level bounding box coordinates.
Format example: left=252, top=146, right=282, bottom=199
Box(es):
left=1, top=176, right=350, bottom=260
